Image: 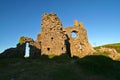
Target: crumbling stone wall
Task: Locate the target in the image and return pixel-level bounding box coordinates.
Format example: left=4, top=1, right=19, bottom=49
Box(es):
left=97, top=47, right=120, bottom=60
left=35, top=13, right=95, bottom=57
left=63, top=20, right=95, bottom=57
left=0, top=13, right=95, bottom=58
left=36, top=13, right=67, bottom=56
left=18, top=36, right=40, bottom=57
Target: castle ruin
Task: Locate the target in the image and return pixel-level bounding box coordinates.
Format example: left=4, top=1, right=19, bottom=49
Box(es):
left=0, top=13, right=95, bottom=58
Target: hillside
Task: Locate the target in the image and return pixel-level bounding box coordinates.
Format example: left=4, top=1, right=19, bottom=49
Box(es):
left=94, top=43, right=120, bottom=53
left=0, top=43, right=120, bottom=80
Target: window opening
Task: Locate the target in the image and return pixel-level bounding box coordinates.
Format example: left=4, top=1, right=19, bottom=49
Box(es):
left=47, top=48, right=50, bottom=51
left=71, top=31, right=77, bottom=38
left=51, top=37, right=53, bottom=40
left=80, top=44, right=82, bottom=50
left=24, top=43, right=30, bottom=58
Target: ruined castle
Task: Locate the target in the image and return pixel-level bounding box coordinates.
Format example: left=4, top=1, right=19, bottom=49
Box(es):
left=0, top=13, right=95, bottom=58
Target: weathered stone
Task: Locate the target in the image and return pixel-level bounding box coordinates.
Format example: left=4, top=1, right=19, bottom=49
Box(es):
left=19, top=36, right=35, bottom=45
left=18, top=36, right=40, bottom=57
left=0, top=13, right=95, bottom=58
left=36, top=13, right=67, bottom=56
left=63, top=20, right=95, bottom=58
left=98, top=47, right=120, bottom=60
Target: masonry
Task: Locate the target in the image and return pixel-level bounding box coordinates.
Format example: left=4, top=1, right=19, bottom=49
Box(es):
left=0, top=13, right=95, bottom=58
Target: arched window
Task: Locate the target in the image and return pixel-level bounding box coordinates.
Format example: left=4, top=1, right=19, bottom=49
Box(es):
left=24, top=43, right=30, bottom=58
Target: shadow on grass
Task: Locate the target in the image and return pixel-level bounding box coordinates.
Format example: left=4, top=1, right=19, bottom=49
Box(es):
left=75, top=55, right=120, bottom=80
left=0, top=55, right=120, bottom=80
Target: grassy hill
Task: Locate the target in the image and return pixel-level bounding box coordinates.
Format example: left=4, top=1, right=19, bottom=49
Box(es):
left=94, top=43, right=120, bottom=53
left=0, top=43, right=120, bottom=80
left=93, top=43, right=120, bottom=59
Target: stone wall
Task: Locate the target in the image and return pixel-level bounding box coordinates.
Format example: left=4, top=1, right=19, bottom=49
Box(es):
left=0, top=13, right=95, bottom=58
left=18, top=36, right=40, bottom=57
left=97, top=47, right=120, bottom=60
left=36, top=13, right=67, bottom=56
left=63, top=20, right=95, bottom=58
left=35, top=13, right=95, bottom=57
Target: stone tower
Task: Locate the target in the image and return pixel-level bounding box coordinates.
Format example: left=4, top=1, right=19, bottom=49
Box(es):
left=63, top=20, right=95, bottom=57
left=36, top=13, right=67, bottom=56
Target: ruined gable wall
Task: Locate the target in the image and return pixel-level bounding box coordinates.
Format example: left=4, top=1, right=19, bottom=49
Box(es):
left=63, top=20, right=95, bottom=57
left=18, top=36, right=40, bottom=57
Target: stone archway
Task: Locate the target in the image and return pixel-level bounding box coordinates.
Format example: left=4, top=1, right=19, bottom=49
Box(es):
left=18, top=36, right=41, bottom=58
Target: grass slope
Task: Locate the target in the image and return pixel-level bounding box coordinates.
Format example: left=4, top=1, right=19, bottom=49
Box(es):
left=94, top=43, right=120, bottom=53
left=0, top=43, right=120, bottom=80
left=1, top=55, right=120, bottom=80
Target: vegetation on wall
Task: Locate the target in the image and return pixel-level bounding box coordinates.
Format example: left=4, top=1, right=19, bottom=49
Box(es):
left=19, top=36, right=24, bottom=44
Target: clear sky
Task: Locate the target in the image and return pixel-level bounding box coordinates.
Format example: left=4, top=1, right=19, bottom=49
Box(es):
left=0, top=0, right=120, bottom=53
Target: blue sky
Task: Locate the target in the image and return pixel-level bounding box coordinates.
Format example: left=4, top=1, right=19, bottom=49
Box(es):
left=0, top=0, right=120, bottom=53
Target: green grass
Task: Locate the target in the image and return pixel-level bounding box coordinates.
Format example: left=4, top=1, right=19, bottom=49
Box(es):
left=94, top=43, right=120, bottom=53
left=19, top=36, right=24, bottom=44
left=1, top=55, right=120, bottom=80
left=0, top=43, right=120, bottom=80
left=93, top=51, right=110, bottom=57
left=93, top=43, right=120, bottom=60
